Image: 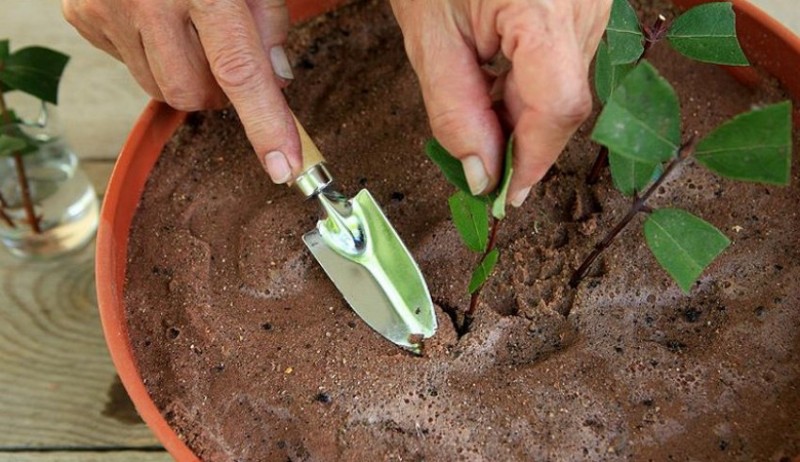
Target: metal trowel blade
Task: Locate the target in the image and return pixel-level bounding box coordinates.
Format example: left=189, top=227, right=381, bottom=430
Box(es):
left=303, top=189, right=436, bottom=353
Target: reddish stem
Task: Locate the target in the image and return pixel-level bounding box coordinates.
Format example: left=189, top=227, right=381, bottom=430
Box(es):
left=0, top=92, right=41, bottom=234
left=466, top=216, right=502, bottom=318
left=571, top=138, right=696, bottom=287
left=586, top=14, right=671, bottom=185
left=13, top=153, right=41, bottom=233
left=586, top=146, right=609, bottom=185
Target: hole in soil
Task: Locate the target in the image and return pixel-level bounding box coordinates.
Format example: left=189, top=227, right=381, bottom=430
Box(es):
left=435, top=299, right=470, bottom=339
left=167, top=327, right=180, bottom=339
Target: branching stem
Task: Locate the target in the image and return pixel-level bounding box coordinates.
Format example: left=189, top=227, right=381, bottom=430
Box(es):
left=586, top=14, right=671, bottom=185
left=571, top=138, right=696, bottom=287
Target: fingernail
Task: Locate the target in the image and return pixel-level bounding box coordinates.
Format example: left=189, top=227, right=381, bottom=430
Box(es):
left=262, top=151, right=292, bottom=184
left=510, top=186, right=532, bottom=208
left=270, top=45, right=294, bottom=80
left=462, top=155, right=489, bottom=195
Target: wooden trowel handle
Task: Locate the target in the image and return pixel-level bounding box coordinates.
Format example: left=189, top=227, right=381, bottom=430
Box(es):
left=291, top=112, right=332, bottom=198
left=292, top=113, right=325, bottom=176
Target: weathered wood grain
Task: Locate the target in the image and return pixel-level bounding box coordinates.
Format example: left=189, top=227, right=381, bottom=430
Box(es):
left=0, top=159, right=162, bottom=451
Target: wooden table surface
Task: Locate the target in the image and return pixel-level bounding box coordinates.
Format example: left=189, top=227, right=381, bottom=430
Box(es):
left=0, top=160, right=172, bottom=462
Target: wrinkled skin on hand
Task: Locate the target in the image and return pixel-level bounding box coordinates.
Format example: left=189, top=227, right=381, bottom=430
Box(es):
left=62, top=0, right=300, bottom=184
left=390, top=0, right=611, bottom=206
left=63, top=0, right=611, bottom=202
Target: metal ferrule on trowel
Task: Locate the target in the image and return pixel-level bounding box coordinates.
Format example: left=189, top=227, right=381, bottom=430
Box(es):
left=295, top=166, right=364, bottom=257
left=290, top=115, right=437, bottom=353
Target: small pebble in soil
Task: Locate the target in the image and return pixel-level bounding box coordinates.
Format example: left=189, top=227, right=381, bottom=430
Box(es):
left=683, top=308, right=701, bottom=323
left=755, top=306, right=766, bottom=319
left=666, top=340, right=687, bottom=353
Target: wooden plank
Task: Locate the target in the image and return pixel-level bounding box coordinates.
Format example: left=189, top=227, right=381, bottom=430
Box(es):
left=0, top=157, right=161, bottom=449
left=0, top=451, right=172, bottom=462
left=82, top=159, right=117, bottom=197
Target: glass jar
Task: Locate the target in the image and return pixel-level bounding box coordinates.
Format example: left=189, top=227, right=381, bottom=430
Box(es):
left=0, top=104, right=98, bottom=258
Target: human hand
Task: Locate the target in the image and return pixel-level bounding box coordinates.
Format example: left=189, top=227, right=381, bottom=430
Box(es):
left=390, top=0, right=611, bottom=206
left=62, top=0, right=300, bottom=184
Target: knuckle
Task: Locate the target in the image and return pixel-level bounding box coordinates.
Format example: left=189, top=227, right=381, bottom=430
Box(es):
left=559, top=85, right=593, bottom=124
left=160, top=85, right=206, bottom=111
left=61, top=1, right=80, bottom=25
left=429, top=108, right=467, bottom=145
left=542, top=82, right=592, bottom=126
left=62, top=0, right=106, bottom=25
left=212, top=49, right=264, bottom=91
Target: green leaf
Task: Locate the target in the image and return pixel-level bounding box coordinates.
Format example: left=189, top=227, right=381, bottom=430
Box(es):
left=468, top=249, right=500, bottom=293
left=449, top=191, right=489, bottom=252
left=606, top=0, right=644, bottom=64
left=0, top=133, right=28, bottom=157
left=0, top=46, right=70, bottom=104
left=491, top=137, right=514, bottom=220
left=667, top=3, right=749, bottom=66
left=425, top=138, right=474, bottom=196
left=644, top=208, right=730, bottom=293
left=592, top=61, right=681, bottom=164
left=695, top=101, right=792, bottom=185
left=608, top=150, right=660, bottom=196
left=594, top=40, right=636, bottom=105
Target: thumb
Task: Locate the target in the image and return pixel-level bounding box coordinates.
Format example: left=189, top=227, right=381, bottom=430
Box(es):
left=402, top=28, right=504, bottom=195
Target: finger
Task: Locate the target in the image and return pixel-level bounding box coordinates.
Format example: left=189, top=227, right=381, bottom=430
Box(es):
left=61, top=1, right=122, bottom=61
left=577, top=1, right=613, bottom=65
left=405, top=29, right=504, bottom=194
left=499, top=8, right=593, bottom=207
left=140, top=12, right=226, bottom=110
left=190, top=0, right=298, bottom=184
left=247, top=0, right=293, bottom=85
left=112, top=29, right=164, bottom=101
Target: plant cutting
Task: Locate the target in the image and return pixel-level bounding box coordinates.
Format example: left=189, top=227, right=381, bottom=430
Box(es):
left=425, top=1, right=792, bottom=316
left=573, top=0, right=792, bottom=290
left=97, top=0, right=800, bottom=460
left=0, top=40, right=98, bottom=257
left=0, top=40, right=69, bottom=232
left=424, top=137, right=513, bottom=332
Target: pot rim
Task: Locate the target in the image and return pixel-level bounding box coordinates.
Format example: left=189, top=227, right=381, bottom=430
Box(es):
left=96, top=1, right=348, bottom=460
left=95, top=2, right=800, bottom=460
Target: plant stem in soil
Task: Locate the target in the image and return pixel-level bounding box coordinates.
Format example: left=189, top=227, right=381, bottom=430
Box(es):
left=464, top=216, right=502, bottom=325
left=0, top=93, right=41, bottom=233
left=571, top=138, right=695, bottom=287
left=586, top=14, right=670, bottom=185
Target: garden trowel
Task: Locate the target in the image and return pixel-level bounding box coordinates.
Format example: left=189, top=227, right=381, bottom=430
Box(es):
left=290, top=115, right=437, bottom=353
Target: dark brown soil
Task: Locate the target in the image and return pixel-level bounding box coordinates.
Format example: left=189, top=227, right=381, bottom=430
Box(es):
left=124, top=1, right=800, bottom=460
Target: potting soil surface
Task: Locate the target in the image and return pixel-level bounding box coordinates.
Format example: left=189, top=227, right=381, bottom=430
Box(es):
left=124, top=0, right=800, bottom=460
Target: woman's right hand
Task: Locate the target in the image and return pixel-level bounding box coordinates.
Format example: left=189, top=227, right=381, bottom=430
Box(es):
left=62, top=0, right=301, bottom=184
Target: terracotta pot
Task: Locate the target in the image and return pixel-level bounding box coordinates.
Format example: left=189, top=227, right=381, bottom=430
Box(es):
left=95, top=2, right=800, bottom=461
